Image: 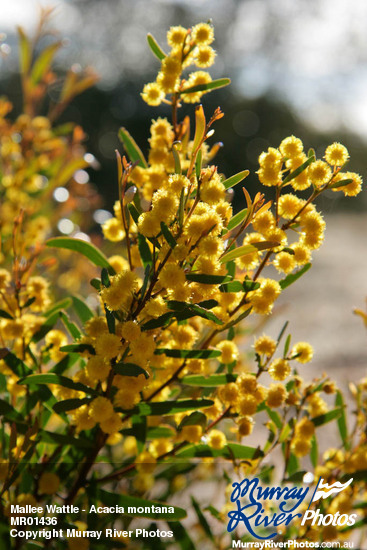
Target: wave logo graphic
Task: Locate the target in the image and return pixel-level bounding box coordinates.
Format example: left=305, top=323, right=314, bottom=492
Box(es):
left=311, top=477, right=353, bottom=502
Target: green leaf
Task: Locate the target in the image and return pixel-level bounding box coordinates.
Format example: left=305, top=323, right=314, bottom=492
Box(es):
left=130, top=399, right=214, bottom=416
left=181, top=373, right=237, bottom=387
left=94, top=489, right=186, bottom=520
left=147, top=33, right=166, bottom=60
left=127, top=203, right=140, bottom=224
left=176, top=443, right=263, bottom=459
left=172, top=142, right=182, bottom=175
left=46, top=237, right=114, bottom=272
left=283, top=334, right=291, bottom=357
left=53, top=398, right=90, bottom=414
left=185, top=273, right=231, bottom=284
left=147, top=427, right=175, bottom=439
left=282, top=155, right=315, bottom=185
left=170, top=522, right=197, bottom=550
left=178, top=411, right=207, bottom=430
left=138, top=234, right=152, bottom=269
left=17, top=27, right=32, bottom=75
left=3, top=352, right=32, bottom=377
left=312, top=407, right=342, bottom=427
left=220, top=281, right=244, bottom=292
left=220, top=241, right=278, bottom=264
left=243, top=279, right=260, bottom=292
left=222, top=170, right=250, bottom=190
left=0, top=309, right=13, bottom=320
left=39, top=430, right=93, bottom=449
left=101, top=268, right=111, bottom=288
left=191, top=497, right=214, bottom=542
left=192, top=105, right=206, bottom=154
left=118, top=127, right=148, bottom=168
left=31, top=312, right=60, bottom=343
left=90, top=278, right=101, bottom=291
left=113, top=363, right=149, bottom=378
left=286, top=452, right=299, bottom=476
left=141, top=312, right=175, bottom=331
left=335, top=390, right=349, bottom=450
left=279, top=263, right=311, bottom=290
left=227, top=209, right=248, bottom=231
left=18, top=373, right=97, bottom=396
left=105, top=306, right=116, bottom=334
left=181, top=78, right=231, bottom=95
left=71, top=296, right=94, bottom=324
left=329, top=178, right=354, bottom=189
left=160, top=222, right=177, bottom=249
left=221, top=307, right=252, bottom=331
left=132, top=415, right=146, bottom=453
left=195, top=149, right=202, bottom=180
left=310, top=435, right=318, bottom=468
left=59, top=311, right=81, bottom=340
left=60, top=343, right=95, bottom=354
left=31, top=41, right=61, bottom=86
left=154, top=349, right=221, bottom=359
left=264, top=406, right=282, bottom=430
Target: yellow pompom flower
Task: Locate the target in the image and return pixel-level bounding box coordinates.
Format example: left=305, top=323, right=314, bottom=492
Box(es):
left=45, top=329, right=68, bottom=363
left=291, top=243, right=311, bottom=266
left=273, top=251, right=296, bottom=274
left=121, top=320, right=141, bottom=342
left=161, top=55, right=181, bottom=76
left=308, top=160, right=332, bottom=187
left=217, top=340, right=239, bottom=364
left=237, top=416, right=254, bottom=437
left=192, top=23, right=214, bottom=45
left=291, top=342, right=313, bottom=363
left=250, top=279, right=281, bottom=315
left=180, top=425, right=203, bottom=443
left=207, top=429, right=227, bottom=450
left=268, top=358, right=291, bottom=381
left=156, top=71, right=179, bottom=94
left=88, top=396, right=114, bottom=423
left=72, top=405, right=96, bottom=433
left=237, top=373, right=257, bottom=395
left=114, top=389, right=141, bottom=410
left=237, top=395, right=258, bottom=416
left=167, top=25, right=187, bottom=48
left=295, top=417, right=315, bottom=439
left=181, top=71, right=212, bottom=103
left=266, top=383, right=287, bottom=408
left=195, top=45, right=216, bottom=68
left=38, top=472, right=60, bottom=495
left=151, top=189, right=179, bottom=221
left=278, top=194, right=303, bottom=219
left=141, top=82, right=165, bottom=106
left=85, top=317, right=108, bottom=337
left=291, top=437, right=311, bottom=457
left=100, top=270, right=139, bottom=311
left=279, top=136, right=303, bottom=159
left=339, top=171, right=363, bottom=197
left=100, top=412, right=123, bottom=435
left=85, top=356, right=110, bottom=382
left=102, top=217, right=125, bottom=242
left=94, top=333, right=122, bottom=359
left=252, top=211, right=275, bottom=234
left=137, top=211, right=161, bottom=237
left=324, top=142, right=349, bottom=166
left=254, top=335, right=276, bottom=357
left=149, top=438, right=173, bottom=458
left=288, top=155, right=311, bottom=191
left=159, top=263, right=186, bottom=289
left=257, top=165, right=282, bottom=187
left=218, top=383, right=239, bottom=405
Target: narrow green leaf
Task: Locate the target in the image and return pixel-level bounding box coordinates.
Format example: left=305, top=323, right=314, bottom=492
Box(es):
left=172, top=142, right=182, bottom=174
left=335, top=390, right=349, bottom=449
left=101, top=268, right=110, bottom=288
left=132, top=399, right=214, bottom=416
left=105, top=307, right=115, bottom=334
left=243, top=279, right=260, bottom=292
left=160, top=222, right=177, bottom=249
left=147, top=427, right=175, bottom=439
left=71, top=296, right=94, bottom=324
left=282, top=155, right=315, bottom=185
left=18, top=373, right=97, bottom=396
left=329, top=178, right=353, bottom=189
left=154, top=349, right=221, bottom=359
left=0, top=310, right=13, bottom=320
left=176, top=443, right=263, bottom=459
left=141, top=312, right=174, bottom=331
left=195, top=149, right=202, bottom=180
left=39, top=430, right=93, bottom=449
left=53, top=398, right=90, bottom=414
left=181, top=373, right=237, bottom=386
left=227, top=209, right=248, bottom=231
left=147, top=33, right=166, bottom=60
left=90, top=278, right=101, bottom=291
left=279, top=263, right=311, bottom=290
left=113, top=363, right=149, bottom=378
left=220, top=241, right=278, bottom=264
left=181, top=78, right=231, bottom=95
left=283, top=334, right=291, bottom=357
left=59, top=311, right=81, bottom=340
left=170, top=522, right=197, bottom=550
left=60, top=343, right=95, bottom=354
left=31, top=41, right=61, bottom=86
left=179, top=412, right=207, bottom=430
left=264, top=406, right=282, bottom=430
left=310, top=435, right=318, bottom=468
left=138, top=233, right=152, bottom=269
left=3, top=352, right=32, bottom=377
left=17, top=27, right=32, bottom=75
left=118, top=127, right=148, bottom=168
left=132, top=415, right=147, bottom=453
left=222, top=170, right=250, bottom=190
left=312, top=407, right=342, bottom=427
left=221, top=307, right=252, bottom=331
left=220, top=281, right=244, bottom=293
left=191, top=497, right=214, bottom=542
left=46, top=237, right=114, bottom=272
left=185, top=273, right=231, bottom=284
left=127, top=202, right=140, bottom=224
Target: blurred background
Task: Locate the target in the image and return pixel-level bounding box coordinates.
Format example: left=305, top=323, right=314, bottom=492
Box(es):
left=1, top=0, right=367, bottom=382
